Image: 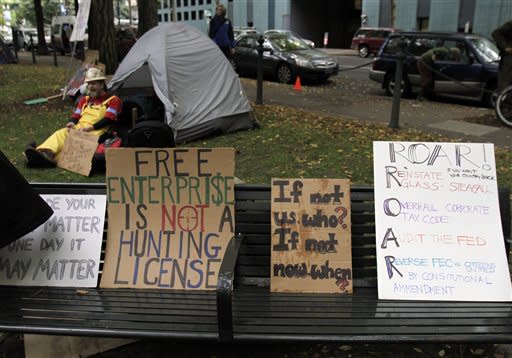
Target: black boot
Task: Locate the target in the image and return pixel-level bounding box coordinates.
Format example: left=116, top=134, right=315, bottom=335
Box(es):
left=24, top=148, right=56, bottom=168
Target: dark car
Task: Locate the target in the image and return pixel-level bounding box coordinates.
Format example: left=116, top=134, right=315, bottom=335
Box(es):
left=233, top=33, right=338, bottom=83
left=351, top=27, right=395, bottom=58
left=369, top=32, right=500, bottom=106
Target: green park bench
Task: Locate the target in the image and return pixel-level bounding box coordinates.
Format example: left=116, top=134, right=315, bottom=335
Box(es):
left=0, top=183, right=510, bottom=343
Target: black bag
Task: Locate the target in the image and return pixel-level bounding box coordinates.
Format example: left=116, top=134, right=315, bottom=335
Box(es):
left=0, top=151, right=53, bottom=248
left=127, top=120, right=176, bottom=148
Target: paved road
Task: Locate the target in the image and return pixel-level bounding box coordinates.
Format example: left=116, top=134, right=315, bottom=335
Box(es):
left=239, top=54, right=511, bottom=149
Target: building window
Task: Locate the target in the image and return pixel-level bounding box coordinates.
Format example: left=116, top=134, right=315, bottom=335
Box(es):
left=177, top=12, right=182, bottom=21
left=199, top=0, right=203, bottom=4
left=191, top=11, right=196, bottom=20
left=207, top=0, right=211, bottom=4
left=191, top=0, right=196, bottom=5
left=159, top=14, right=163, bottom=22
left=164, top=13, right=169, bottom=22
left=163, top=0, right=168, bottom=8
left=184, top=11, right=189, bottom=20
left=184, top=0, right=188, bottom=6
left=199, top=10, right=204, bottom=19
left=177, top=0, right=181, bottom=7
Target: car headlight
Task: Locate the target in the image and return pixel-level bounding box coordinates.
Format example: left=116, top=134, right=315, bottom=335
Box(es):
left=289, top=54, right=314, bottom=68
left=294, top=57, right=314, bottom=68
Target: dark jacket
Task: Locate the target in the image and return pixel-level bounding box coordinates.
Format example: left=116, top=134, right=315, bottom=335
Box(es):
left=492, top=20, right=512, bottom=56
left=208, top=15, right=235, bottom=49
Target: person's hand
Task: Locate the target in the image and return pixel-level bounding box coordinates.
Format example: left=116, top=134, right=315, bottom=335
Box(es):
left=66, top=122, right=75, bottom=129
left=80, top=125, right=94, bottom=132
left=230, top=48, right=235, bottom=55
left=505, top=47, right=512, bottom=54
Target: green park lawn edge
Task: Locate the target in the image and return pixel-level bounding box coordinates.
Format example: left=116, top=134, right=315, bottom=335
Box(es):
left=1, top=63, right=511, bottom=190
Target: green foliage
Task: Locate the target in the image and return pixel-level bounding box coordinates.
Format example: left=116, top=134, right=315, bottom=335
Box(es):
left=16, top=0, right=63, bottom=26
left=1, top=63, right=511, bottom=191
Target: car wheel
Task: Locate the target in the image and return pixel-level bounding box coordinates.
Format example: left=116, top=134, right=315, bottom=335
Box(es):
left=359, top=45, right=369, bottom=58
left=276, top=63, right=292, bottom=84
left=482, top=85, right=498, bottom=108
left=385, top=72, right=411, bottom=98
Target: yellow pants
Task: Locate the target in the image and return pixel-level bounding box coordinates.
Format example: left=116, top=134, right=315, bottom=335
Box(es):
left=37, top=124, right=106, bottom=161
left=37, top=96, right=116, bottom=160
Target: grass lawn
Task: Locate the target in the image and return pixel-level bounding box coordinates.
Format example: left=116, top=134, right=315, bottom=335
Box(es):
left=1, top=63, right=511, bottom=190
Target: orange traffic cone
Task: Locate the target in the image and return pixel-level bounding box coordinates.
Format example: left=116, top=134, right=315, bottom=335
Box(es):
left=293, top=76, right=302, bottom=91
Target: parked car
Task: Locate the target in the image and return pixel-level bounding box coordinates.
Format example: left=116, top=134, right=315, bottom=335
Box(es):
left=351, top=27, right=395, bottom=58
left=264, top=29, right=315, bottom=48
left=369, top=32, right=499, bottom=106
left=234, top=27, right=258, bottom=41
left=233, top=32, right=338, bottom=83
left=22, top=28, right=52, bottom=50
left=51, top=15, right=88, bottom=55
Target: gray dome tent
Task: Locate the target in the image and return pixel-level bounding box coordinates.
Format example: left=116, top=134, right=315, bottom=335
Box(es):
left=108, top=23, right=256, bottom=142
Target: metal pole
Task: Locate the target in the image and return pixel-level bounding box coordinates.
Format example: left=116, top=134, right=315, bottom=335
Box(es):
left=389, top=41, right=406, bottom=129
left=388, top=56, right=402, bottom=128
left=129, top=0, right=132, bottom=25
left=256, top=36, right=264, bottom=105
left=117, top=0, right=121, bottom=26
left=53, top=45, right=58, bottom=66
left=30, top=34, right=36, bottom=64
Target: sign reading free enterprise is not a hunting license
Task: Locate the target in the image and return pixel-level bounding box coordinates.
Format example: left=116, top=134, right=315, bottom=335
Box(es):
left=373, top=141, right=512, bottom=301
left=100, top=148, right=235, bottom=290
left=0, top=194, right=106, bottom=287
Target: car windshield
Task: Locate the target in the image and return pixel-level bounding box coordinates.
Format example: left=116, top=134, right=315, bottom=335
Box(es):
left=468, top=37, right=499, bottom=62
left=268, top=35, right=309, bottom=51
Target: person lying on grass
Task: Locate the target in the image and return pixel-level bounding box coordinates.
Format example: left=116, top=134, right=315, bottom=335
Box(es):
left=24, top=67, right=122, bottom=167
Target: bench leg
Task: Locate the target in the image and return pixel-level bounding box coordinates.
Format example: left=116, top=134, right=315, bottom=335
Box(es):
left=24, top=334, right=136, bottom=358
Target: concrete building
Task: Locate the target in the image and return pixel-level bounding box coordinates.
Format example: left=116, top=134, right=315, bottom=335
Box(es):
left=362, top=0, right=512, bottom=38
left=157, top=0, right=362, bottom=48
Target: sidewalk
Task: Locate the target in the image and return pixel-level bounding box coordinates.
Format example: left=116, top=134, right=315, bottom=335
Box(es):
left=240, top=78, right=512, bottom=150
left=319, top=48, right=358, bottom=56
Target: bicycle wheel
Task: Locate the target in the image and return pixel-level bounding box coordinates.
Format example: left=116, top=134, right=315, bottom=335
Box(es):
left=495, top=85, right=512, bottom=127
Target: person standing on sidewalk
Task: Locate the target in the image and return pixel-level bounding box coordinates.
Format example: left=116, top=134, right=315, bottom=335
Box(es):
left=417, top=46, right=450, bottom=101
left=492, top=20, right=512, bottom=93
left=208, top=3, right=235, bottom=59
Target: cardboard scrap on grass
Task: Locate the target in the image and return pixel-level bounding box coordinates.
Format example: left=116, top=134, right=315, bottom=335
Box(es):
left=0, top=194, right=106, bottom=287
left=270, top=178, right=353, bottom=293
left=100, top=147, right=236, bottom=290
left=57, top=129, right=98, bottom=176
left=373, top=141, right=512, bottom=301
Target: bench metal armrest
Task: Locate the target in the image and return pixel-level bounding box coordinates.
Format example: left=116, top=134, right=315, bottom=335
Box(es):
left=216, top=233, right=244, bottom=342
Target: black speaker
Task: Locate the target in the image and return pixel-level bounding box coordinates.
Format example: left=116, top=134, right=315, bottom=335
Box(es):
left=127, top=120, right=176, bottom=148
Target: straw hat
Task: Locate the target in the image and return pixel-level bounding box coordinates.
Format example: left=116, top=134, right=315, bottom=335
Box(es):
left=85, top=67, right=106, bottom=83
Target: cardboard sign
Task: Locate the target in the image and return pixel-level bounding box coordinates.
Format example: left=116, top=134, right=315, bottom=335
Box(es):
left=0, top=195, right=106, bottom=287
left=270, top=178, right=352, bottom=293
left=100, top=148, right=235, bottom=290
left=57, top=129, right=98, bottom=176
left=373, top=141, right=512, bottom=301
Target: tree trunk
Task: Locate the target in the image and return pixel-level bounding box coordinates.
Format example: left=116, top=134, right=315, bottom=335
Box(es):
left=137, top=0, right=158, bottom=38
left=34, top=0, right=49, bottom=55
left=88, top=0, right=117, bottom=74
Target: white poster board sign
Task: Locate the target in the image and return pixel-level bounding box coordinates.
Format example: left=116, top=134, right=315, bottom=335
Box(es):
left=0, top=194, right=106, bottom=287
left=70, top=0, right=91, bottom=42
left=373, top=141, right=512, bottom=301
